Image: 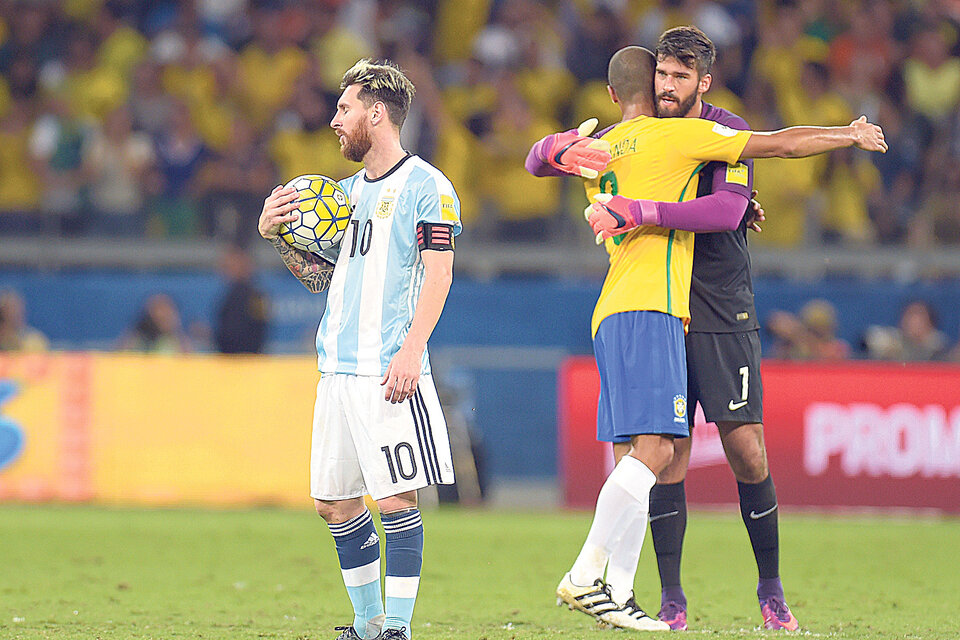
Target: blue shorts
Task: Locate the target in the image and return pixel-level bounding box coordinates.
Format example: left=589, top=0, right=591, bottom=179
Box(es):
left=594, top=310, right=689, bottom=443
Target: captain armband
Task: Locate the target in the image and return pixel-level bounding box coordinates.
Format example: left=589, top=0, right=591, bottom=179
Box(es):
left=417, top=222, right=455, bottom=251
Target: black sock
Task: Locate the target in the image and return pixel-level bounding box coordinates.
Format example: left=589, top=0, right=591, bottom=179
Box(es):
left=649, top=481, right=687, bottom=593
left=737, top=474, right=780, bottom=579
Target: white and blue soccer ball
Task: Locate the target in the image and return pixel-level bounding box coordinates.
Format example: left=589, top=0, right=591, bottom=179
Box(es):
left=278, top=174, right=352, bottom=255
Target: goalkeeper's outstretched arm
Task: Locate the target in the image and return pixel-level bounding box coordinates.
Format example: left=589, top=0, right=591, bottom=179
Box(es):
left=259, top=185, right=335, bottom=293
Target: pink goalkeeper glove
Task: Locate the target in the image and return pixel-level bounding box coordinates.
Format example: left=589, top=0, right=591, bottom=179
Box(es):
left=585, top=193, right=658, bottom=244
left=544, top=118, right=612, bottom=179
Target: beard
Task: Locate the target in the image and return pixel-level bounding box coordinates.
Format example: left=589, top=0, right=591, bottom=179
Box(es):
left=340, top=120, right=373, bottom=162
left=656, top=90, right=699, bottom=118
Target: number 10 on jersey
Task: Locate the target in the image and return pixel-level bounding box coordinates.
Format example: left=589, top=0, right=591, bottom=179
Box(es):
left=349, top=219, right=373, bottom=257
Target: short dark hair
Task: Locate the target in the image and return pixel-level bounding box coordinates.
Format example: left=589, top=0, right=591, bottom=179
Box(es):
left=607, top=46, right=656, bottom=106
left=340, top=59, right=415, bottom=128
left=655, top=26, right=716, bottom=77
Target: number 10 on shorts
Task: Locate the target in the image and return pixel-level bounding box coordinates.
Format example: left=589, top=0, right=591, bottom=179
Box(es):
left=382, top=442, right=418, bottom=483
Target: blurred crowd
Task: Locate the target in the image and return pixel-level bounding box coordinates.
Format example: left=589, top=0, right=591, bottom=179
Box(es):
left=7, top=275, right=960, bottom=361
left=766, top=297, right=960, bottom=362
left=0, top=244, right=268, bottom=354
left=0, top=0, right=958, bottom=246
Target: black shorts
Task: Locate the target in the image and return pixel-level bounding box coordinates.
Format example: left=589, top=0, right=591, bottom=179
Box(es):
left=685, top=330, right=763, bottom=425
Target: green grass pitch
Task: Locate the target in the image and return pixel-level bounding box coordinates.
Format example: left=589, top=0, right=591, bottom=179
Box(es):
left=1, top=505, right=958, bottom=639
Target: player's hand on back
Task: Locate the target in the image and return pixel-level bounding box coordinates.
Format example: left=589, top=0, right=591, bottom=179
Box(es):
left=545, top=118, right=612, bottom=179
left=849, top=115, right=887, bottom=153
left=382, top=346, right=421, bottom=404
left=746, top=189, right=765, bottom=233
left=585, top=193, right=656, bottom=244
left=258, top=185, right=301, bottom=240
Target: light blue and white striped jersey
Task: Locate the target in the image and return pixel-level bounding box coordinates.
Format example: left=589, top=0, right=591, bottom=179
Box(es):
left=317, top=154, right=462, bottom=376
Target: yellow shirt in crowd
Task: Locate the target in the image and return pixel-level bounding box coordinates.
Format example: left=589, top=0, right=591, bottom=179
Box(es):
left=269, top=127, right=358, bottom=183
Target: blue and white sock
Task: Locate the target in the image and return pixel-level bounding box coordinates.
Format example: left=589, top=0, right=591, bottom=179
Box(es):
left=382, top=509, right=424, bottom=635
left=328, top=509, right=385, bottom=640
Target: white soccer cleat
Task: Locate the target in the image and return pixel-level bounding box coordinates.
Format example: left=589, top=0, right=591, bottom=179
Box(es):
left=599, top=592, right=670, bottom=631
left=555, top=573, right=619, bottom=619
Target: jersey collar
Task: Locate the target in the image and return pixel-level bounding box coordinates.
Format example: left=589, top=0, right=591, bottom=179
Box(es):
left=363, top=153, right=414, bottom=183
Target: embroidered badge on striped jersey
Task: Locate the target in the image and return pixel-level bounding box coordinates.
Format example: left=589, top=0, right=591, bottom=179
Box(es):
left=375, top=187, right=398, bottom=219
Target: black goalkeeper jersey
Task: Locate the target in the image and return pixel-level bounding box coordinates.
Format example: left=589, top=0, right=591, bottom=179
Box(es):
left=687, top=103, right=760, bottom=334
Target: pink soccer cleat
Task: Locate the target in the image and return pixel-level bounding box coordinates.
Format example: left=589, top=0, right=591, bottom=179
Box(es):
left=760, top=596, right=799, bottom=631
left=658, top=600, right=688, bottom=631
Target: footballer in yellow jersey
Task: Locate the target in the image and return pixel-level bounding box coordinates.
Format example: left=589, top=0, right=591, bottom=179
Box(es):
left=583, top=115, right=750, bottom=336
left=526, top=45, right=884, bottom=444
left=527, top=43, right=887, bottom=634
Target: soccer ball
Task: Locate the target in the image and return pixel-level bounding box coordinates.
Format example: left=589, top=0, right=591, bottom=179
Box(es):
left=278, top=175, right=352, bottom=254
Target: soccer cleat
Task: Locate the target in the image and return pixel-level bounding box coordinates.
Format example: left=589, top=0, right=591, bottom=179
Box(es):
left=759, top=596, right=799, bottom=631
left=599, top=593, right=670, bottom=631
left=378, top=627, right=409, bottom=640
left=555, top=573, right=619, bottom=619
left=333, top=626, right=362, bottom=640
left=658, top=600, right=689, bottom=631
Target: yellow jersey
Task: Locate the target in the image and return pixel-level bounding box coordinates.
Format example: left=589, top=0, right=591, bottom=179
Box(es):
left=585, top=115, right=752, bottom=336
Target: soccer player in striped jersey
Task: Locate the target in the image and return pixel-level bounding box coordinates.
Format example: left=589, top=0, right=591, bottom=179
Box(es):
left=526, top=46, right=885, bottom=632
left=258, top=59, right=461, bottom=640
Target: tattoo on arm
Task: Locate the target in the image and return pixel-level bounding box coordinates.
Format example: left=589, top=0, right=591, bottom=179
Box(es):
left=270, top=236, right=334, bottom=293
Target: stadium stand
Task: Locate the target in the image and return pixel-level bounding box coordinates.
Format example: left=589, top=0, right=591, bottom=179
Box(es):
left=0, top=0, right=956, bottom=246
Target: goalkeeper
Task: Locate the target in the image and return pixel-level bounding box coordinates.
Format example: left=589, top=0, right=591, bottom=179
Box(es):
left=525, top=44, right=885, bottom=633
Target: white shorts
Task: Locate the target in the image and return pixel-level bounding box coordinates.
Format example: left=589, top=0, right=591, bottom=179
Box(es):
left=310, top=373, right=455, bottom=501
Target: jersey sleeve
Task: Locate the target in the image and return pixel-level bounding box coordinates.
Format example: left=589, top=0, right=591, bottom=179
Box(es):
left=336, top=173, right=359, bottom=197
left=709, top=158, right=753, bottom=199
left=416, top=175, right=463, bottom=237
left=709, top=115, right=754, bottom=198
left=669, top=118, right=752, bottom=166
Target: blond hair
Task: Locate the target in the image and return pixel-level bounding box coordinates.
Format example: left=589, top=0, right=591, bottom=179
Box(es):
left=340, top=59, right=415, bottom=128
